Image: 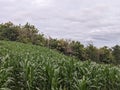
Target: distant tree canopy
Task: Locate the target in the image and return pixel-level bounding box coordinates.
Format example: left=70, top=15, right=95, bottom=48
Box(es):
left=0, top=22, right=45, bottom=45
left=0, top=22, right=19, bottom=41
left=0, top=22, right=120, bottom=64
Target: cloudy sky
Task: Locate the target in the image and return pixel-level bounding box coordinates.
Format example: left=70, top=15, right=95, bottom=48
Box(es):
left=0, top=0, right=120, bottom=47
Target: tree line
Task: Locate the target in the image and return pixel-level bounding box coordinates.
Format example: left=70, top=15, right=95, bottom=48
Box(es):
left=0, top=22, right=120, bottom=64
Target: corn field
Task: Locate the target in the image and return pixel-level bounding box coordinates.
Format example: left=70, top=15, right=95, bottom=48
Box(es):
left=0, top=41, right=120, bottom=90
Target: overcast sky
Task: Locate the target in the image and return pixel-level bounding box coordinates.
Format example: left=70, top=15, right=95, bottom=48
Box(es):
left=0, top=0, right=120, bottom=47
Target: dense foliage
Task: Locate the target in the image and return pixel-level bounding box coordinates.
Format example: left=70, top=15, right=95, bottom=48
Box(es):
left=0, top=22, right=120, bottom=64
left=0, top=41, right=120, bottom=90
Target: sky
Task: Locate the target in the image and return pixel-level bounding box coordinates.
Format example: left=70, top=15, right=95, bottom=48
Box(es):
left=0, top=0, right=120, bottom=47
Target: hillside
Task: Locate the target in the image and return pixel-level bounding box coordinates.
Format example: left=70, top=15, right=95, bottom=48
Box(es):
left=1, top=22, right=120, bottom=65
left=0, top=41, right=120, bottom=90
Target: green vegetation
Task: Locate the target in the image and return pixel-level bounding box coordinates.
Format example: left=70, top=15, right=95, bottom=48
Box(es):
left=0, top=22, right=120, bottom=65
left=0, top=41, right=120, bottom=90
left=0, top=22, right=120, bottom=64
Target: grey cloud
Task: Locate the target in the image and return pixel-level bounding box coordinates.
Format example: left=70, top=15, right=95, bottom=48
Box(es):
left=0, top=0, right=120, bottom=47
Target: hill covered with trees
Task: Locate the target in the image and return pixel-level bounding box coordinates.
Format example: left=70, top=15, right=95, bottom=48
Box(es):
left=0, top=22, right=120, bottom=64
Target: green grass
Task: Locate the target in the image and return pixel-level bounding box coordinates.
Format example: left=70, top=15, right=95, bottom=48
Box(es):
left=0, top=41, right=120, bottom=90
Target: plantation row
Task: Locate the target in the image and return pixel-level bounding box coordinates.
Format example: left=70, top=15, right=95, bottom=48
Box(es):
left=0, top=22, right=120, bottom=64
left=0, top=41, right=120, bottom=90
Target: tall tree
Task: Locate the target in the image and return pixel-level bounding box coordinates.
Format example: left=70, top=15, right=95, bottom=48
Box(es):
left=0, top=22, right=19, bottom=41
left=71, top=41, right=85, bottom=60
left=99, top=46, right=113, bottom=63
left=86, top=44, right=99, bottom=62
left=112, top=45, right=120, bottom=64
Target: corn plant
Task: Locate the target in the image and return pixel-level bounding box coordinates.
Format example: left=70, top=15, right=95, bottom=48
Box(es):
left=0, top=41, right=120, bottom=90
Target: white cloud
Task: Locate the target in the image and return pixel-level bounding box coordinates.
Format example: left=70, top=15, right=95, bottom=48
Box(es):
left=32, top=0, right=52, bottom=6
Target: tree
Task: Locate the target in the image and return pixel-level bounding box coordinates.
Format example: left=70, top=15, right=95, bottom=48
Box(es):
left=112, top=45, right=120, bottom=64
left=0, top=22, right=19, bottom=41
left=99, top=46, right=113, bottom=64
left=18, top=23, right=38, bottom=43
left=71, top=41, right=85, bottom=60
left=56, top=39, right=69, bottom=53
left=85, top=44, right=99, bottom=62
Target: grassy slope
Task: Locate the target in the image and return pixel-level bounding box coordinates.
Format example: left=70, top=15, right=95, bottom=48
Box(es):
left=0, top=41, right=120, bottom=90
